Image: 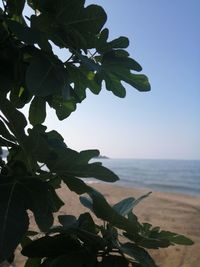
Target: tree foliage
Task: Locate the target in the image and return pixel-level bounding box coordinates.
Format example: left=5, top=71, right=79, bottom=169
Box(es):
left=0, top=0, right=193, bottom=266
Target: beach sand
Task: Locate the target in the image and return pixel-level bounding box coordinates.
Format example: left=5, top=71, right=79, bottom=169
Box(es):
left=14, top=183, right=200, bottom=267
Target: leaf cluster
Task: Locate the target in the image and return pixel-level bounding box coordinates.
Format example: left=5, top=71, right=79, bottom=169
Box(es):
left=0, top=1, right=193, bottom=266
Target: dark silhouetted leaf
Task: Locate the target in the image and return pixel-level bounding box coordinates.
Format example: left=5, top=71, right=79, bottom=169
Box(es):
left=78, top=212, right=96, bottom=233
left=63, top=176, right=91, bottom=195
left=22, top=235, right=81, bottom=258
left=0, top=120, right=16, bottom=142
left=0, top=94, right=27, bottom=140
left=58, top=215, right=77, bottom=228
left=25, top=258, right=41, bottom=267
left=98, top=255, right=129, bottom=267
left=0, top=137, right=16, bottom=147
left=26, top=55, right=67, bottom=97
left=75, top=228, right=106, bottom=249
left=78, top=150, right=100, bottom=164
left=23, top=179, right=57, bottom=232
left=0, top=180, right=29, bottom=262
left=109, top=36, right=129, bottom=49
left=7, top=20, right=49, bottom=49
left=121, top=243, right=158, bottom=267
left=68, top=163, right=119, bottom=182
left=6, top=0, right=25, bottom=16
left=80, top=195, right=94, bottom=212
left=46, top=254, right=83, bottom=267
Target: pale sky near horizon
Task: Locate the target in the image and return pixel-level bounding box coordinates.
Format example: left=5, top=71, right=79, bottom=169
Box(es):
left=2, top=1, right=200, bottom=159
left=46, top=0, right=200, bottom=160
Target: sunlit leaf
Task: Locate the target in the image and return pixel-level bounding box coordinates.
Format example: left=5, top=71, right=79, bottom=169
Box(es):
left=29, top=97, right=46, bottom=126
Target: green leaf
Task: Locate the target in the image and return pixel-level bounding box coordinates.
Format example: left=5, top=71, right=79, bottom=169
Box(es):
left=75, top=228, right=106, bottom=250
left=23, top=179, right=56, bottom=232
left=26, top=125, right=54, bottom=164
left=47, top=146, right=118, bottom=183
left=109, top=37, right=129, bottom=49
left=82, top=5, right=107, bottom=34
left=120, top=243, right=158, bottom=267
left=95, top=49, right=150, bottom=96
left=58, top=215, right=77, bottom=228
left=47, top=185, right=64, bottom=212
left=69, top=163, right=119, bottom=182
left=63, top=176, right=91, bottom=195
left=22, top=234, right=81, bottom=258
left=29, top=96, right=46, bottom=126
left=49, top=95, right=77, bottom=120
left=78, top=150, right=100, bottom=164
left=26, top=55, right=68, bottom=97
left=64, top=181, right=139, bottom=236
left=169, top=234, right=194, bottom=245
left=145, top=238, right=170, bottom=249
left=33, top=1, right=106, bottom=49
left=98, top=256, right=129, bottom=267
left=0, top=137, right=16, bottom=147
left=7, top=20, right=49, bottom=49
left=47, top=254, right=83, bottom=267
left=132, top=224, right=194, bottom=248
left=103, top=51, right=142, bottom=72
left=0, top=120, right=16, bottom=142
left=6, top=0, right=25, bottom=16
left=0, top=179, right=29, bottom=262
left=0, top=70, right=14, bottom=93
left=0, top=95, right=27, bottom=155
left=149, top=229, right=194, bottom=246
left=79, top=195, right=94, bottom=212
left=130, top=192, right=152, bottom=209
left=78, top=212, right=96, bottom=233
left=9, top=86, right=33, bottom=109
left=104, top=73, right=126, bottom=98
left=113, top=197, right=136, bottom=216
left=122, top=73, right=151, bottom=92
left=0, top=94, right=27, bottom=139
left=66, top=64, right=101, bottom=99
left=124, top=232, right=170, bottom=249
left=77, top=54, right=101, bottom=72
left=25, top=258, right=42, bottom=267
left=87, top=189, right=139, bottom=235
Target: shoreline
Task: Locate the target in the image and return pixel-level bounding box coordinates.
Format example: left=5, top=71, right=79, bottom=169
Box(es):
left=85, top=179, right=200, bottom=198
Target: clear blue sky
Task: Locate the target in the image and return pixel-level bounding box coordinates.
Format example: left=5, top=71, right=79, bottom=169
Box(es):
left=3, top=1, right=200, bottom=159
left=45, top=0, right=200, bottom=160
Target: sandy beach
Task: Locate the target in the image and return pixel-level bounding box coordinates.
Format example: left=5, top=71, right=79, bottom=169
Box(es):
left=15, top=183, right=200, bottom=267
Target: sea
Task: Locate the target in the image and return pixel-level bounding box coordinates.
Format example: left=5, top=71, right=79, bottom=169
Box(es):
left=90, top=159, right=200, bottom=197
left=1, top=148, right=200, bottom=197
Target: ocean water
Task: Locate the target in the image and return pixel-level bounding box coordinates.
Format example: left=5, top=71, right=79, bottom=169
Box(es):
left=90, top=159, right=200, bottom=197
left=1, top=149, right=200, bottom=197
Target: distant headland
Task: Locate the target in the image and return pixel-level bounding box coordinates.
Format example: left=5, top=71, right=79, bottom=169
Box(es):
left=94, top=155, right=109, bottom=159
